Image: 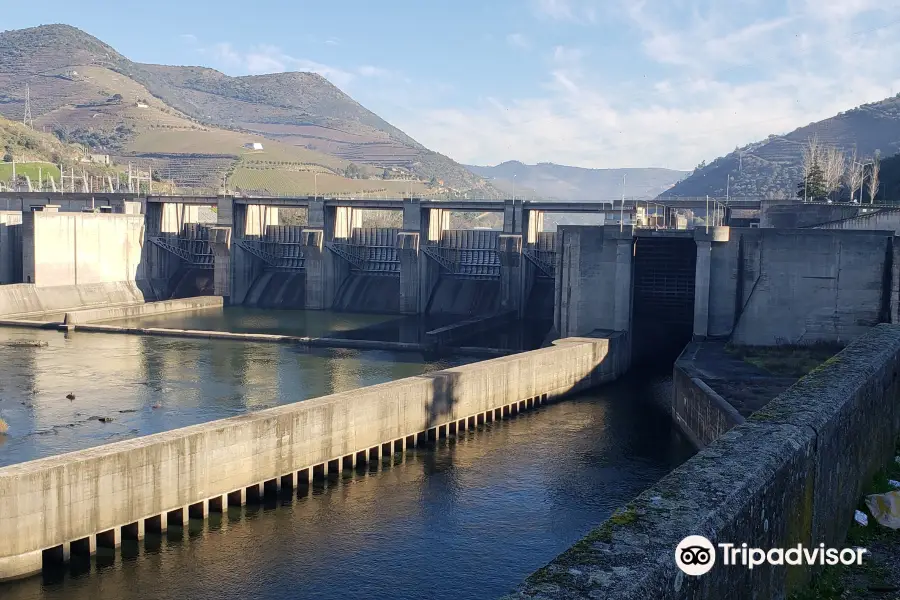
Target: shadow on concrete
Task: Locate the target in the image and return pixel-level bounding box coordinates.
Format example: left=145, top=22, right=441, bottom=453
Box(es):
left=422, top=370, right=462, bottom=434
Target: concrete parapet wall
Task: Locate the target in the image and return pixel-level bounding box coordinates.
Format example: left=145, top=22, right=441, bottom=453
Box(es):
left=0, top=281, right=151, bottom=318
left=814, top=208, right=900, bottom=234
left=62, top=296, right=223, bottom=325
left=508, top=324, right=900, bottom=600
left=671, top=358, right=745, bottom=449
left=760, top=201, right=860, bottom=228
left=0, top=332, right=628, bottom=581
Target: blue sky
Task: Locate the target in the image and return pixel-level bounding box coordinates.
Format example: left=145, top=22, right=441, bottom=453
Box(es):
left=4, top=0, right=900, bottom=169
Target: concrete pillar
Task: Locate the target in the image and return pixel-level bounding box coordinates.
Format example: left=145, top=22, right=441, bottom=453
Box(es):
left=216, top=196, right=233, bottom=227
left=554, top=225, right=634, bottom=338
left=301, top=228, right=327, bottom=309
left=209, top=226, right=232, bottom=299
left=693, top=240, right=711, bottom=338
left=693, top=227, right=730, bottom=339
left=398, top=232, right=420, bottom=314
left=230, top=205, right=258, bottom=304
left=499, top=234, right=524, bottom=315
left=611, top=227, right=634, bottom=333
left=525, top=209, right=543, bottom=245
left=418, top=207, right=450, bottom=313
left=402, top=198, right=422, bottom=230
left=503, top=199, right=525, bottom=234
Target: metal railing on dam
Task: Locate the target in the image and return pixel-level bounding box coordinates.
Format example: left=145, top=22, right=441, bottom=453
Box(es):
left=0, top=331, right=628, bottom=582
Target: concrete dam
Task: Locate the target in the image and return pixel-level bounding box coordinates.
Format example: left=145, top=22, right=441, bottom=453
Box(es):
left=1, top=192, right=900, bottom=600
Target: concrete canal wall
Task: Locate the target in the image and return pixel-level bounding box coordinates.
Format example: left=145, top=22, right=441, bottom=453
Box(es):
left=0, top=331, right=629, bottom=582
left=509, top=324, right=900, bottom=600
left=62, top=295, right=223, bottom=324
left=0, top=281, right=152, bottom=318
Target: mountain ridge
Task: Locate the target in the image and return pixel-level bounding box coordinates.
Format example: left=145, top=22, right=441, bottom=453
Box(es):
left=466, top=160, right=687, bottom=200
left=662, top=95, right=900, bottom=198
left=0, top=24, right=490, bottom=193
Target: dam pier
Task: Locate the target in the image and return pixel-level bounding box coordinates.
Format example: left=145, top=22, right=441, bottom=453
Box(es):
left=0, top=192, right=899, bottom=599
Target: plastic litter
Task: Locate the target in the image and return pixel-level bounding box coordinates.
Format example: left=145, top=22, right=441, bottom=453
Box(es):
left=855, top=510, right=869, bottom=526
left=649, top=496, right=662, bottom=506
left=865, top=491, right=900, bottom=529
left=889, top=480, right=900, bottom=490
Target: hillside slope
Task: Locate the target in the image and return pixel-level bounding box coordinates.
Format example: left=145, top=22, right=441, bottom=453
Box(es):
left=0, top=24, right=491, bottom=194
left=466, top=161, right=687, bottom=200
left=662, top=96, right=900, bottom=198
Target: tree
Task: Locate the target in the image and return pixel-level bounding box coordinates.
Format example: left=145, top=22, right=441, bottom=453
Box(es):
left=846, top=149, right=865, bottom=203
left=797, top=162, right=826, bottom=201
left=2, top=153, right=11, bottom=163
left=821, top=146, right=845, bottom=202
left=868, top=151, right=881, bottom=203
left=343, top=163, right=361, bottom=179
left=800, top=136, right=822, bottom=202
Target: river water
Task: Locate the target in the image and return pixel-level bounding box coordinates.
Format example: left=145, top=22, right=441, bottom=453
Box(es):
left=0, top=313, right=694, bottom=600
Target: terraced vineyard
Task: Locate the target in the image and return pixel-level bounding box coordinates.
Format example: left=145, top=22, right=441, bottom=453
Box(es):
left=228, top=167, right=432, bottom=197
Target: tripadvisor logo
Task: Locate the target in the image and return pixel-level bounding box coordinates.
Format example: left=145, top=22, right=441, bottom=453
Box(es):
left=675, top=535, right=867, bottom=576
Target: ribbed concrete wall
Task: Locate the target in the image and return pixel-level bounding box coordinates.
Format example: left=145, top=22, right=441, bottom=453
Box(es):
left=0, top=333, right=628, bottom=581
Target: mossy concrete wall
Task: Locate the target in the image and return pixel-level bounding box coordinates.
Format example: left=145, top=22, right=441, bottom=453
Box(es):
left=507, top=324, right=900, bottom=600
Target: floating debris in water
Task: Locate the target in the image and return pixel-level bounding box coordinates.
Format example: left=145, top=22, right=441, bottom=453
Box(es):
left=66, top=393, right=75, bottom=400
left=3, top=340, right=48, bottom=348
left=89, top=415, right=115, bottom=423
left=0, top=417, right=8, bottom=434
left=118, top=409, right=137, bottom=414
left=151, top=403, right=162, bottom=410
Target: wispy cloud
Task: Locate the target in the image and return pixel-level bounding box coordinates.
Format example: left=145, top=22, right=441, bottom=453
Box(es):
left=506, top=33, right=530, bottom=49
left=195, top=41, right=398, bottom=88
left=533, top=0, right=574, bottom=20
left=388, top=0, right=900, bottom=169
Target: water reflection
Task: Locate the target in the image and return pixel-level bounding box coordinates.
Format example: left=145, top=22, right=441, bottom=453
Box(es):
left=3, top=372, right=694, bottom=600
left=0, top=327, right=468, bottom=467
left=105, top=307, right=551, bottom=352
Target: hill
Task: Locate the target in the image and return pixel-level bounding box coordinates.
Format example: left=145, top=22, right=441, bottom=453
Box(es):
left=466, top=161, right=687, bottom=201
left=0, top=114, right=134, bottom=192
left=662, top=95, right=900, bottom=198
left=0, top=24, right=494, bottom=197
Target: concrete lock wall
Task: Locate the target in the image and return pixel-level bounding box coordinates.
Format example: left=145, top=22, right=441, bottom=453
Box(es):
left=509, top=324, right=900, bottom=600
left=0, top=281, right=150, bottom=319
left=21, top=212, right=145, bottom=287
left=0, top=332, right=628, bottom=581
left=0, top=211, right=23, bottom=284
left=725, top=229, right=893, bottom=345
left=554, top=225, right=634, bottom=338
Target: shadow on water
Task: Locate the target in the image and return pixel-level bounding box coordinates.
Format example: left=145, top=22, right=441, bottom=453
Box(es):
left=4, top=369, right=694, bottom=600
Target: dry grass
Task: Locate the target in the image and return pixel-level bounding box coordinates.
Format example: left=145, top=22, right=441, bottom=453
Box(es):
left=725, top=343, right=842, bottom=378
